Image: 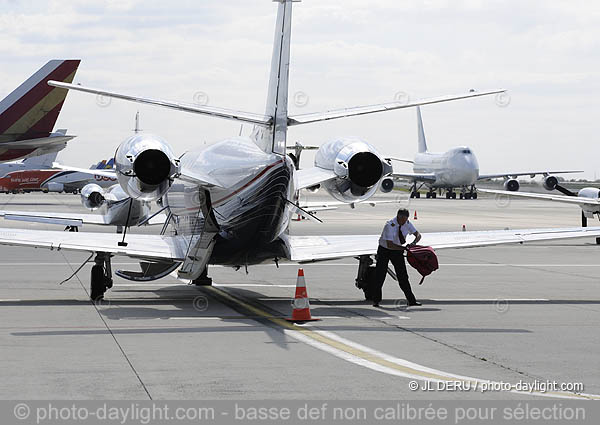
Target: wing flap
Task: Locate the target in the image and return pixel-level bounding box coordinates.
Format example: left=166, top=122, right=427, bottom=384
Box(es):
left=478, top=171, right=583, bottom=180
left=479, top=189, right=600, bottom=205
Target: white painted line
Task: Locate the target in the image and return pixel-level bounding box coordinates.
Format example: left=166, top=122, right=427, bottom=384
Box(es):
left=214, top=284, right=296, bottom=288
left=429, top=298, right=550, bottom=302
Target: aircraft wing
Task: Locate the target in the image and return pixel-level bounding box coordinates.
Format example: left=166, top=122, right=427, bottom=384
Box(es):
left=0, top=228, right=186, bottom=261
left=301, top=199, right=400, bottom=213
left=48, top=81, right=272, bottom=127
left=288, top=89, right=505, bottom=125
left=478, top=171, right=582, bottom=180
left=296, top=167, right=337, bottom=190
left=478, top=189, right=600, bottom=206
left=391, top=172, right=436, bottom=183
left=0, top=210, right=167, bottom=227
left=52, top=162, right=117, bottom=179
left=282, top=227, right=600, bottom=262
left=0, top=225, right=599, bottom=264
left=385, top=157, right=414, bottom=164
left=0, top=135, right=75, bottom=148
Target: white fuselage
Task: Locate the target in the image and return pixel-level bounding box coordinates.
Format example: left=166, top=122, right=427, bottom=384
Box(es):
left=414, top=146, right=480, bottom=188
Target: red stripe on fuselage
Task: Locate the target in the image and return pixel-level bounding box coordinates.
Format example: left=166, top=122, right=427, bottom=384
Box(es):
left=0, top=60, right=80, bottom=135
left=0, top=170, right=61, bottom=190
left=213, top=159, right=285, bottom=205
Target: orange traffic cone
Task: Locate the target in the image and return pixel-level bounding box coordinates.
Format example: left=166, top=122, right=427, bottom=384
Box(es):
left=413, top=211, right=418, bottom=220
left=286, top=269, right=320, bottom=322
left=292, top=213, right=302, bottom=221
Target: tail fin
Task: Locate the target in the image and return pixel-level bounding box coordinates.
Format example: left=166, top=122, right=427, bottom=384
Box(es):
left=21, top=151, right=59, bottom=168
left=417, top=106, right=428, bottom=153
left=0, top=60, right=80, bottom=143
left=95, top=160, right=107, bottom=170
left=261, top=0, right=295, bottom=155
left=105, top=158, right=115, bottom=169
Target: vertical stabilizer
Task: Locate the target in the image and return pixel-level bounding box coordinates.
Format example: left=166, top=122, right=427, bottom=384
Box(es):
left=417, top=106, right=428, bottom=153
left=0, top=60, right=80, bottom=143
left=262, top=0, right=296, bottom=155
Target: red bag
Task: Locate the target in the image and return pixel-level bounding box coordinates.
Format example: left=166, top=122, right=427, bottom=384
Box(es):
left=406, top=245, right=439, bottom=285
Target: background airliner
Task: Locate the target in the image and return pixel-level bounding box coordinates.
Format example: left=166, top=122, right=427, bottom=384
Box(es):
left=385, top=107, right=581, bottom=199
left=0, top=60, right=80, bottom=161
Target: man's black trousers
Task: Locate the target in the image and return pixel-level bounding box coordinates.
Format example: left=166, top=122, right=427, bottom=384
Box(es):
left=371, top=245, right=417, bottom=304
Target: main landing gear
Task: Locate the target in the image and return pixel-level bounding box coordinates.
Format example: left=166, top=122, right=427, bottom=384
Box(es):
left=459, top=185, right=478, bottom=200
left=90, top=252, right=113, bottom=301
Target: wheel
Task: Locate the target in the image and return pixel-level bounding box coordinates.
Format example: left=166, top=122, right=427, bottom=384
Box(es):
left=460, top=193, right=464, bottom=199
left=596, top=237, right=600, bottom=245
left=415, top=192, right=420, bottom=198
left=472, top=192, right=478, bottom=199
left=451, top=192, right=457, bottom=199
left=445, top=192, right=450, bottom=199
left=431, top=192, right=436, bottom=199
left=410, top=192, right=415, bottom=199
left=90, top=265, right=106, bottom=301
left=465, top=193, right=471, bottom=200
left=426, top=192, right=431, bottom=198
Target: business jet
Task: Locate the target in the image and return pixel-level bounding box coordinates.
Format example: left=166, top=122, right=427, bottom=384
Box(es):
left=0, top=60, right=80, bottom=161
left=383, top=107, right=581, bottom=199
left=0, top=0, right=598, bottom=301
left=0, top=181, right=165, bottom=233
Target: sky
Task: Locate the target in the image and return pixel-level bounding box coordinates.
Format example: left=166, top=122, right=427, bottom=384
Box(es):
left=0, top=0, right=598, bottom=178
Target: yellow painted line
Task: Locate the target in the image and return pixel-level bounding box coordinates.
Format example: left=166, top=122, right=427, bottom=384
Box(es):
left=206, top=286, right=600, bottom=400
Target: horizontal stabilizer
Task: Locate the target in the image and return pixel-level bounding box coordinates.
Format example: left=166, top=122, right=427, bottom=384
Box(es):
left=288, top=89, right=505, bottom=125
left=48, top=81, right=272, bottom=127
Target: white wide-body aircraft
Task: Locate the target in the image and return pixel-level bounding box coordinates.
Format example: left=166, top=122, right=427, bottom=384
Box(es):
left=0, top=0, right=599, bottom=300
left=385, top=107, right=581, bottom=199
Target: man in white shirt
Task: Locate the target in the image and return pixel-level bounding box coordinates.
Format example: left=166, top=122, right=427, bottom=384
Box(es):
left=371, top=208, right=422, bottom=307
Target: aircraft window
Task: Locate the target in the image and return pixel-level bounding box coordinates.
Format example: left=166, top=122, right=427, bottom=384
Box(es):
left=462, top=149, right=471, bottom=154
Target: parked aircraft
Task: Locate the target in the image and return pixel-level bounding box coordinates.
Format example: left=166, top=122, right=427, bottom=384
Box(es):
left=384, top=107, right=581, bottom=199
left=0, top=156, right=116, bottom=194
left=0, top=1, right=598, bottom=301
left=480, top=184, right=600, bottom=230
left=0, top=182, right=165, bottom=233
left=0, top=60, right=80, bottom=161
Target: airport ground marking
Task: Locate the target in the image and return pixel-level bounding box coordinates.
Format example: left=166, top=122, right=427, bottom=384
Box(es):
left=205, top=286, right=600, bottom=400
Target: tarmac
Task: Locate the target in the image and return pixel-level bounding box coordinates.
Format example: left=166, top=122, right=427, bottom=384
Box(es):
left=0, top=191, right=598, bottom=400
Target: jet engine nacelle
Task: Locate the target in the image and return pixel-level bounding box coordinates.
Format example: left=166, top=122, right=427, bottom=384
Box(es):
left=503, top=178, right=520, bottom=192
left=45, top=182, right=64, bottom=193
left=314, top=137, right=392, bottom=202
left=577, top=187, right=600, bottom=199
left=80, top=183, right=106, bottom=210
left=380, top=178, right=394, bottom=193
left=115, top=134, right=179, bottom=201
left=542, top=175, right=558, bottom=191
